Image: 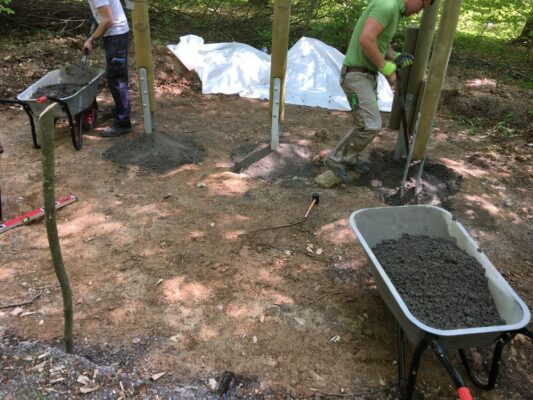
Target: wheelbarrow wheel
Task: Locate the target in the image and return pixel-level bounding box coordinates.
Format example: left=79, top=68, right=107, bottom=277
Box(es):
left=75, top=100, right=98, bottom=131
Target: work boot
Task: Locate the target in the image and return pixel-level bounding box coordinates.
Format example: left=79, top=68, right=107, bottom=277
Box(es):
left=347, top=160, right=370, bottom=175
left=324, top=157, right=354, bottom=183
left=102, top=122, right=132, bottom=137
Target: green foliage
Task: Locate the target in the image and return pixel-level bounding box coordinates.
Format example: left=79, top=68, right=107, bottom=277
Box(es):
left=495, top=114, right=517, bottom=139
left=457, top=0, right=531, bottom=40
left=458, top=116, right=483, bottom=136
left=0, top=0, right=13, bottom=14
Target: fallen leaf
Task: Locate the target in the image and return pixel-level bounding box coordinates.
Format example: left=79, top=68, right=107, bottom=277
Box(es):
left=20, top=311, right=37, bottom=317
left=208, top=378, right=217, bottom=390
left=150, top=372, right=166, bottom=381
left=77, top=375, right=91, bottom=385
left=80, top=385, right=100, bottom=394
left=10, top=307, right=24, bottom=316
left=134, top=383, right=149, bottom=395
left=169, top=333, right=181, bottom=342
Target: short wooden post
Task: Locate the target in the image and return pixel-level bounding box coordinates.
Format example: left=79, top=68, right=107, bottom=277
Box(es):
left=270, top=0, right=291, bottom=123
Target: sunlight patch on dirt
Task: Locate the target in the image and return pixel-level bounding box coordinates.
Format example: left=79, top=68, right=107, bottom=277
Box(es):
left=439, top=158, right=488, bottom=178
left=317, top=219, right=353, bottom=245
left=188, top=230, right=206, bottom=240
left=161, top=276, right=211, bottom=304
left=464, top=194, right=501, bottom=216
left=261, top=289, right=294, bottom=306
left=224, top=230, right=247, bottom=239
left=0, top=266, right=16, bottom=281
left=205, top=172, right=250, bottom=196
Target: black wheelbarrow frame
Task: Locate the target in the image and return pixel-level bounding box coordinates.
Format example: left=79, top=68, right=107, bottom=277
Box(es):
left=0, top=66, right=104, bottom=150
left=349, top=205, right=532, bottom=400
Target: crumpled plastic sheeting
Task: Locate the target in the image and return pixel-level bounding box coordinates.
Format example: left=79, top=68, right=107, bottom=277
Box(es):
left=167, top=35, right=393, bottom=112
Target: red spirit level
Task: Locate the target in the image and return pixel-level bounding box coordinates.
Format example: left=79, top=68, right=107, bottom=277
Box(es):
left=0, top=194, right=77, bottom=234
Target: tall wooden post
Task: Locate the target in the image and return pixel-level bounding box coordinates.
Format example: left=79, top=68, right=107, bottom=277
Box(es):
left=412, top=0, right=463, bottom=159
left=406, top=0, right=441, bottom=132
left=131, top=0, right=156, bottom=131
left=40, top=103, right=74, bottom=354
left=388, top=27, right=418, bottom=130
left=270, top=0, right=291, bottom=122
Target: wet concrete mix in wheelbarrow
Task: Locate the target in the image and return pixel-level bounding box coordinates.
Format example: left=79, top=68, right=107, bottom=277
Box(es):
left=372, top=234, right=504, bottom=329
left=32, top=83, right=85, bottom=99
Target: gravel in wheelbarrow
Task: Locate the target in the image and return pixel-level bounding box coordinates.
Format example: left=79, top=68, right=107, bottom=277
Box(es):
left=372, top=233, right=505, bottom=330
left=32, top=83, right=85, bottom=99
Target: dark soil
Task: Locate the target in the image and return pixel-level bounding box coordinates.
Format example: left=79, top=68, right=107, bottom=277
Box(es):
left=0, top=331, right=269, bottom=400
left=372, top=234, right=504, bottom=330
left=356, top=150, right=462, bottom=208
left=63, top=63, right=94, bottom=81
left=101, top=131, right=206, bottom=173
left=231, top=143, right=319, bottom=183
left=32, top=83, right=85, bottom=99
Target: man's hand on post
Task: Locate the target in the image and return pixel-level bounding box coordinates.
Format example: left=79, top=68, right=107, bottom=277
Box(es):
left=378, top=61, right=397, bottom=89
left=394, top=53, right=415, bottom=69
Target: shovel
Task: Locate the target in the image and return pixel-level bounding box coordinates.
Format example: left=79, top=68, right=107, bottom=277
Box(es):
left=64, top=22, right=95, bottom=80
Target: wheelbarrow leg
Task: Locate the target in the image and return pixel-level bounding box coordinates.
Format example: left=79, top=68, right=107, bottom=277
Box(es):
left=37, top=96, right=82, bottom=150
left=404, top=337, right=428, bottom=400
left=21, top=103, right=39, bottom=149
left=397, top=323, right=406, bottom=397
left=0, top=99, right=39, bottom=149
left=428, top=340, right=472, bottom=399
left=458, top=332, right=515, bottom=390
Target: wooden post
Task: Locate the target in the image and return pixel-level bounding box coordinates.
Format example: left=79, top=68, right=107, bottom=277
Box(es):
left=270, top=0, right=291, bottom=122
left=131, top=0, right=156, bottom=131
left=406, top=0, right=441, bottom=133
left=388, top=27, right=418, bottom=130
left=40, top=103, right=74, bottom=354
left=412, top=0, right=463, bottom=159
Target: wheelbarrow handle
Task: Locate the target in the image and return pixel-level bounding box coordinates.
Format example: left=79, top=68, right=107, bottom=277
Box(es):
left=457, top=387, right=473, bottom=400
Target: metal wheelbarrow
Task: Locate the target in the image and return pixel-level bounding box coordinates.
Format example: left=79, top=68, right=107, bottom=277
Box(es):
left=0, top=66, right=104, bottom=150
left=349, top=205, right=531, bottom=400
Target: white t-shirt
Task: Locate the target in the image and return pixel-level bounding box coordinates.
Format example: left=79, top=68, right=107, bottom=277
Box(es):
left=89, top=0, right=129, bottom=36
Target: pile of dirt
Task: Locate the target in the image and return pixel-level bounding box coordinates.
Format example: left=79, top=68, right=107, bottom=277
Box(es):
left=231, top=143, right=319, bottom=183
left=33, top=83, right=85, bottom=99
left=372, top=234, right=504, bottom=330
left=357, top=150, right=462, bottom=208
left=101, top=131, right=206, bottom=173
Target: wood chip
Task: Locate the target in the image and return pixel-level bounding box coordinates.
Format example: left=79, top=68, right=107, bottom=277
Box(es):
left=77, top=375, right=91, bottom=385
left=150, top=372, right=166, bottom=381
left=80, top=385, right=100, bottom=394
left=50, top=377, right=65, bottom=384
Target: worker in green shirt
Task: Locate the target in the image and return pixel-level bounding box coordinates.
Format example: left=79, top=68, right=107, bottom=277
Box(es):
left=324, top=0, right=434, bottom=182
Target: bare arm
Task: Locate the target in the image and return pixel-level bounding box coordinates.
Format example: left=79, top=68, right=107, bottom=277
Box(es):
left=359, top=17, right=386, bottom=69
left=83, top=5, right=114, bottom=53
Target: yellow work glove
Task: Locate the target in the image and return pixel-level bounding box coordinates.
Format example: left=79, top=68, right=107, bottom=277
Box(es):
left=379, top=61, right=397, bottom=77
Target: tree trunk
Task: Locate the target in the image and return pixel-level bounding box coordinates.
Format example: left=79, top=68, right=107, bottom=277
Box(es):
left=39, top=102, right=74, bottom=354
left=514, top=8, right=533, bottom=42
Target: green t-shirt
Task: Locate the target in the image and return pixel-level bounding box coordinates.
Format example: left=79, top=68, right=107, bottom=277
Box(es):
left=344, top=0, right=405, bottom=71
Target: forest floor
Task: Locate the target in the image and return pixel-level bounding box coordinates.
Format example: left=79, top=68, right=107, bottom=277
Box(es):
left=0, top=35, right=532, bottom=399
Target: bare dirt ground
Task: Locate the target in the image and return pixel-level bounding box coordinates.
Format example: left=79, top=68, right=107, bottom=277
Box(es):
left=1, top=37, right=532, bottom=399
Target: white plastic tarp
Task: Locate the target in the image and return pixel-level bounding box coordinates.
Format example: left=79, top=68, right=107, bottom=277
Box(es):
left=167, top=35, right=393, bottom=112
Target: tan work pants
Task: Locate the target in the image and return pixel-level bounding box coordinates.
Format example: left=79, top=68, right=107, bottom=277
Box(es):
left=328, top=71, right=381, bottom=166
